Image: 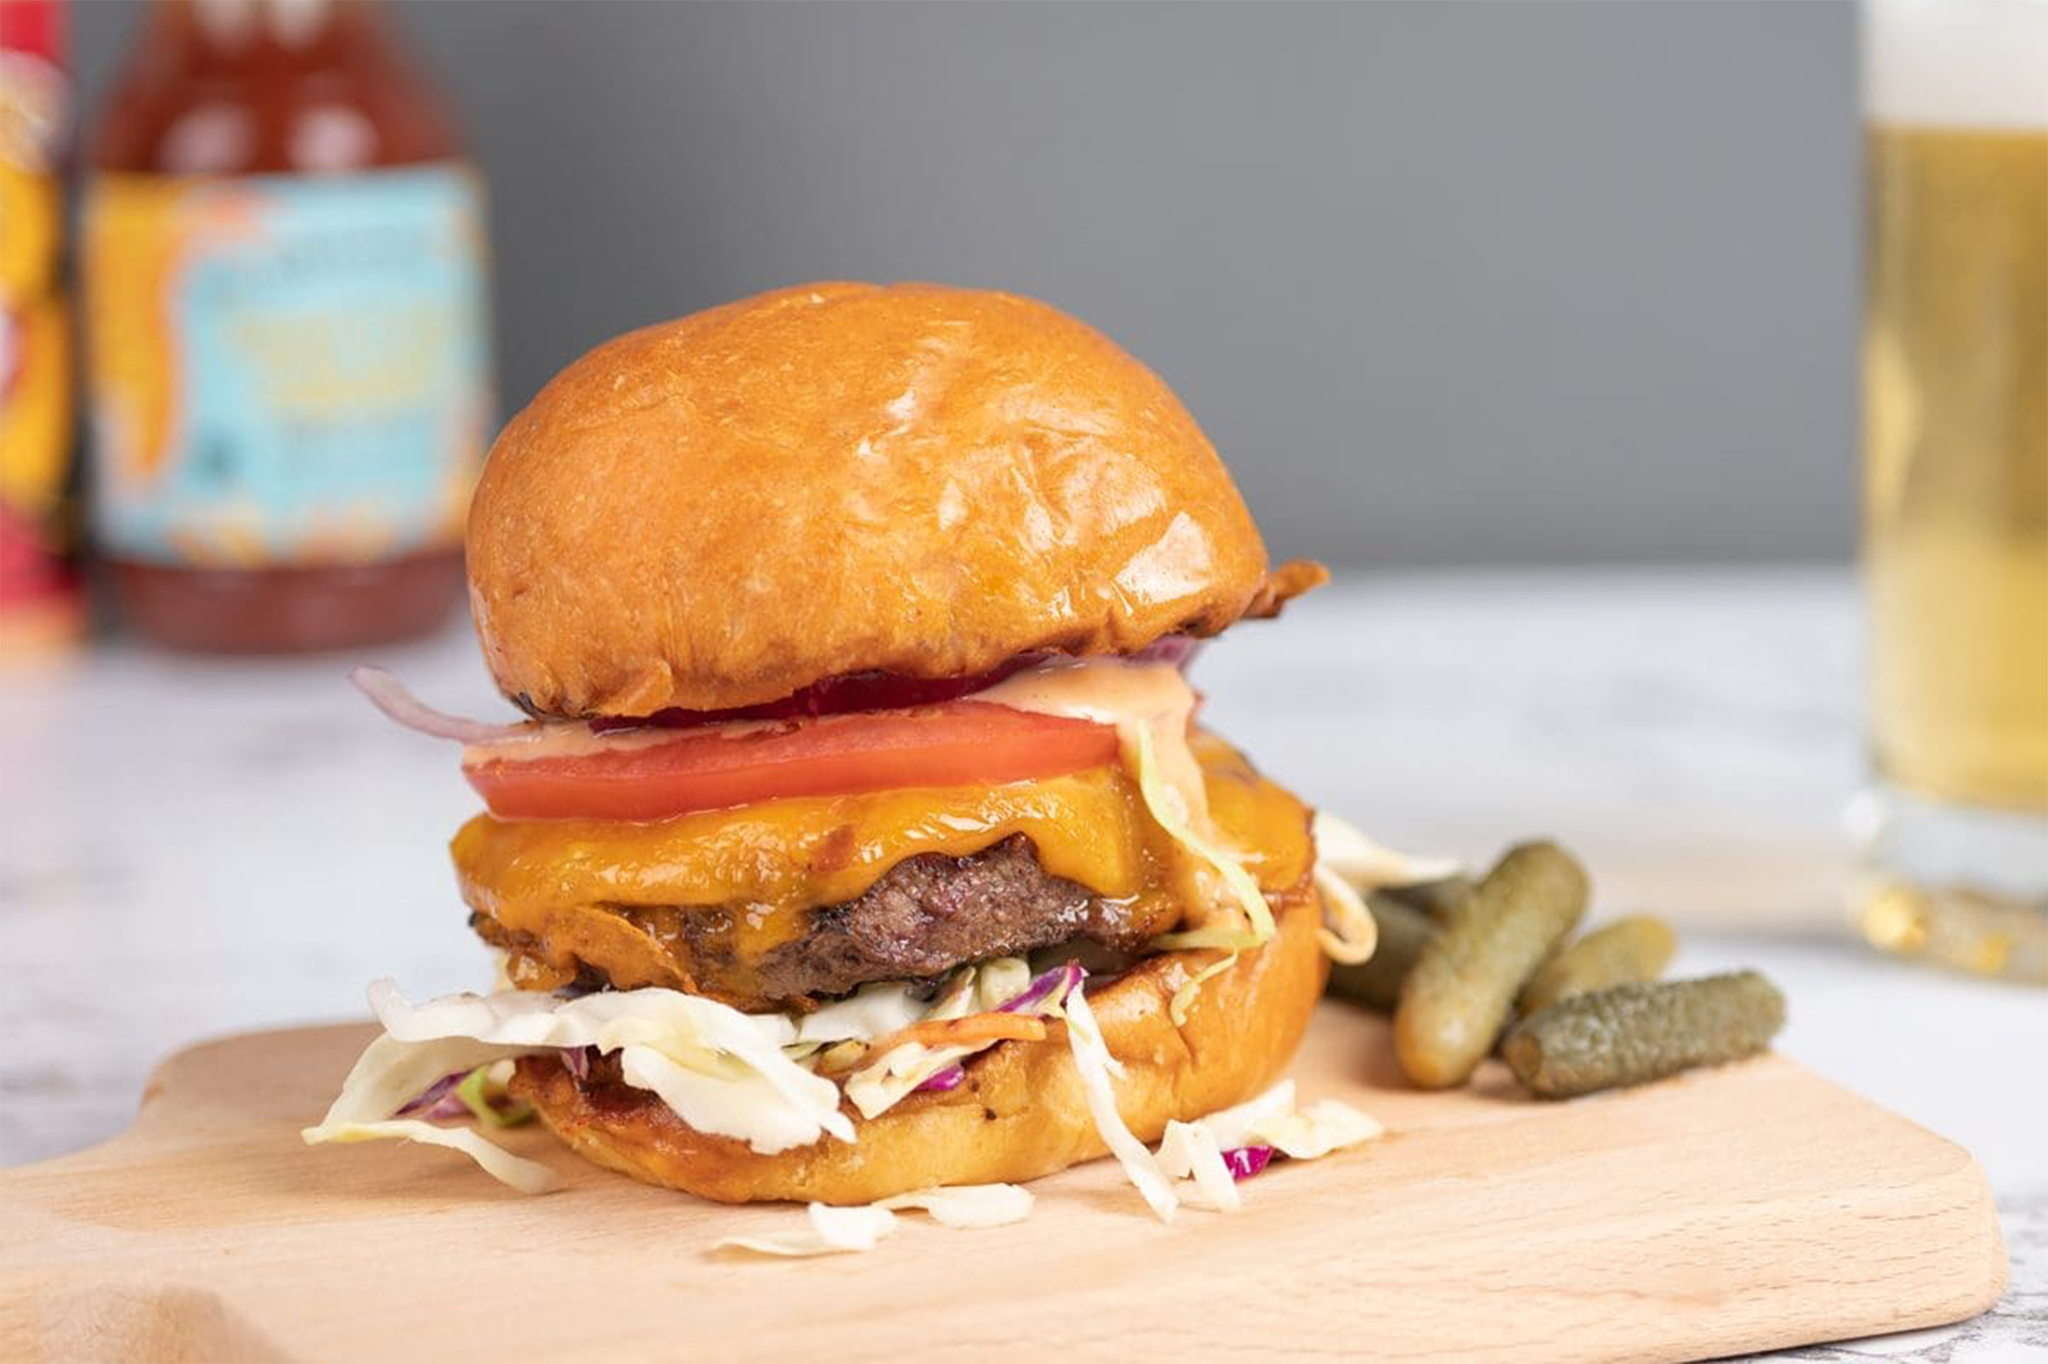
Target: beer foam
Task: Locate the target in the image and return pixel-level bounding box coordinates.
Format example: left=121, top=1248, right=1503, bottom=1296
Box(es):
left=1867, top=0, right=2048, bottom=129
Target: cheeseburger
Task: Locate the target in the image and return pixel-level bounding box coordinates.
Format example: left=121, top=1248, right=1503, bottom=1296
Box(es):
left=308, top=281, right=1374, bottom=1218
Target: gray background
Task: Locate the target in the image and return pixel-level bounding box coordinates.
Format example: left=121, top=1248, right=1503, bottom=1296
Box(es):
left=68, top=0, right=1861, bottom=567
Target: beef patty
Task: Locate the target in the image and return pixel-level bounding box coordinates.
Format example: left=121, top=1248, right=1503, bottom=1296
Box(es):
left=473, top=835, right=1175, bottom=1011
left=756, top=834, right=1154, bottom=1002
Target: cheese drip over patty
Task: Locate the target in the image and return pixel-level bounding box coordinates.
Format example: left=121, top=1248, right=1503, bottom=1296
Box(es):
left=454, top=661, right=1313, bottom=1002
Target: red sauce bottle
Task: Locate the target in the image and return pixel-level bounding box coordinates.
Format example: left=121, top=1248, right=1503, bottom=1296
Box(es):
left=84, top=0, right=492, bottom=651
left=0, top=0, right=83, bottom=656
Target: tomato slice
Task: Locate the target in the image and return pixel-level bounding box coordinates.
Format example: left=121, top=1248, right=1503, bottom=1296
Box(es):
left=464, top=701, right=1121, bottom=822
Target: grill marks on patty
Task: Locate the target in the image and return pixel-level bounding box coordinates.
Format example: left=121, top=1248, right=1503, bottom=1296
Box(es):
left=472, top=834, right=1174, bottom=1011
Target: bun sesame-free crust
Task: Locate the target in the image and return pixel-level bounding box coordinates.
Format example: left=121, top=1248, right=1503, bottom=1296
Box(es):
left=467, top=282, right=1322, bottom=718
left=510, top=889, right=1327, bottom=1205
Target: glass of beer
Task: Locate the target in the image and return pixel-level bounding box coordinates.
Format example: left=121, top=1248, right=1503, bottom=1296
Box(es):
left=1860, top=0, right=2048, bottom=981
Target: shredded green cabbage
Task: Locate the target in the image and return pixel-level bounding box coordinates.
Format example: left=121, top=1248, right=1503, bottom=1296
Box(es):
left=1132, top=722, right=1274, bottom=949
left=1313, top=861, right=1380, bottom=965
left=1190, top=1080, right=1384, bottom=1159
left=305, top=981, right=858, bottom=1190
left=715, top=1203, right=899, bottom=1257
left=1157, top=1119, right=1240, bottom=1212
left=1246, top=1097, right=1384, bottom=1159
left=875, top=1183, right=1034, bottom=1228
left=715, top=1184, right=1033, bottom=1257
left=1118, top=717, right=1286, bottom=1022
left=1150, top=1080, right=1384, bottom=1211
left=844, top=1040, right=962, bottom=1119
left=456, top=1059, right=533, bottom=1128
left=1166, top=950, right=1240, bottom=1026
left=307, top=1118, right=558, bottom=1194
left=1312, top=811, right=1462, bottom=888
left=1061, top=980, right=1179, bottom=1223
left=839, top=956, right=1046, bottom=1118
left=794, top=979, right=930, bottom=1044
left=974, top=957, right=1032, bottom=1011
left=310, top=958, right=1066, bottom=1193
left=1189, top=1079, right=1300, bottom=1149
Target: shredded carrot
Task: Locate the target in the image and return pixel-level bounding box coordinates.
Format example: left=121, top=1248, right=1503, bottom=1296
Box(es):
left=870, top=1013, right=1048, bottom=1056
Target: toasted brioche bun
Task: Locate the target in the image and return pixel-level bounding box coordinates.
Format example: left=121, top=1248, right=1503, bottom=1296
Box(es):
left=510, top=889, right=1327, bottom=1204
left=468, top=281, right=1324, bottom=719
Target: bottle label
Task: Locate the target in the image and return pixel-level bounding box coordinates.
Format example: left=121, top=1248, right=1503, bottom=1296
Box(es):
left=0, top=7, right=81, bottom=637
left=83, top=164, right=492, bottom=566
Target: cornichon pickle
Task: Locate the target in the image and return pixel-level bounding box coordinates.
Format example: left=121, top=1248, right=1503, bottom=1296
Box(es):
left=1518, top=914, right=1678, bottom=1015
left=1326, top=894, right=1440, bottom=1012
left=1383, top=874, right=1476, bottom=924
left=1394, top=841, right=1588, bottom=1089
left=1501, top=970, right=1786, bottom=1099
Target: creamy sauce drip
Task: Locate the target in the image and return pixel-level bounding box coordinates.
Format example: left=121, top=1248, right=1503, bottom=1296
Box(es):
left=980, top=659, right=1264, bottom=939
left=460, top=656, right=1272, bottom=944
left=977, top=659, right=1212, bottom=827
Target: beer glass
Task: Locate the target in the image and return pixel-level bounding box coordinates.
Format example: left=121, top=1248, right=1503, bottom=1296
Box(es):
left=1860, top=0, right=2048, bottom=980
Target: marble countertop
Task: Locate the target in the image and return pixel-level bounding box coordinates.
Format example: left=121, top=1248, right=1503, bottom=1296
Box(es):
left=2, top=568, right=2041, bottom=1360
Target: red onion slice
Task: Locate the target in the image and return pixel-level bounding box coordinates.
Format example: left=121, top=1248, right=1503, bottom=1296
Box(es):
left=597, top=656, right=1052, bottom=733
left=1130, top=635, right=1202, bottom=670
left=351, top=666, right=530, bottom=745
left=589, top=641, right=1198, bottom=734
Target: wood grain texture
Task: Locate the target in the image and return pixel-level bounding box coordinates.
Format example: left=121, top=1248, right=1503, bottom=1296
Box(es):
left=0, top=1004, right=2006, bottom=1364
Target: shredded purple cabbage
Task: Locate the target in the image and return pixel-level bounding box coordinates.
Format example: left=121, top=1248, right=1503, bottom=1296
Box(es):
left=915, top=1064, right=967, bottom=1093
left=999, top=961, right=1085, bottom=1015
left=561, top=1046, right=596, bottom=1081
left=395, top=1070, right=471, bottom=1120
left=892, top=963, right=1086, bottom=1094
left=1222, top=1145, right=1276, bottom=1181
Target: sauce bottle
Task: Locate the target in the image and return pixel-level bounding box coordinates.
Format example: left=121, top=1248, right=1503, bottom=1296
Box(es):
left=83, top=0, right=492, bottom=651
left=0, top=0, right=83, bottom=656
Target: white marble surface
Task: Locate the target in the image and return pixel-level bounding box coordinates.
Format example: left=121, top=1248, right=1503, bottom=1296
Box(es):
left=2, top=568, right=2043, bottom=1360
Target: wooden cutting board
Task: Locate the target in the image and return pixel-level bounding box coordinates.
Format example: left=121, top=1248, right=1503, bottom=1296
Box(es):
left=0, top=1004, right=2005, bottom=1364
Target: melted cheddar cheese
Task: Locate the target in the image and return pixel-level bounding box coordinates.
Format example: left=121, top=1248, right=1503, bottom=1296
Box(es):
left=453, top=730, right=1311, bottom=1008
